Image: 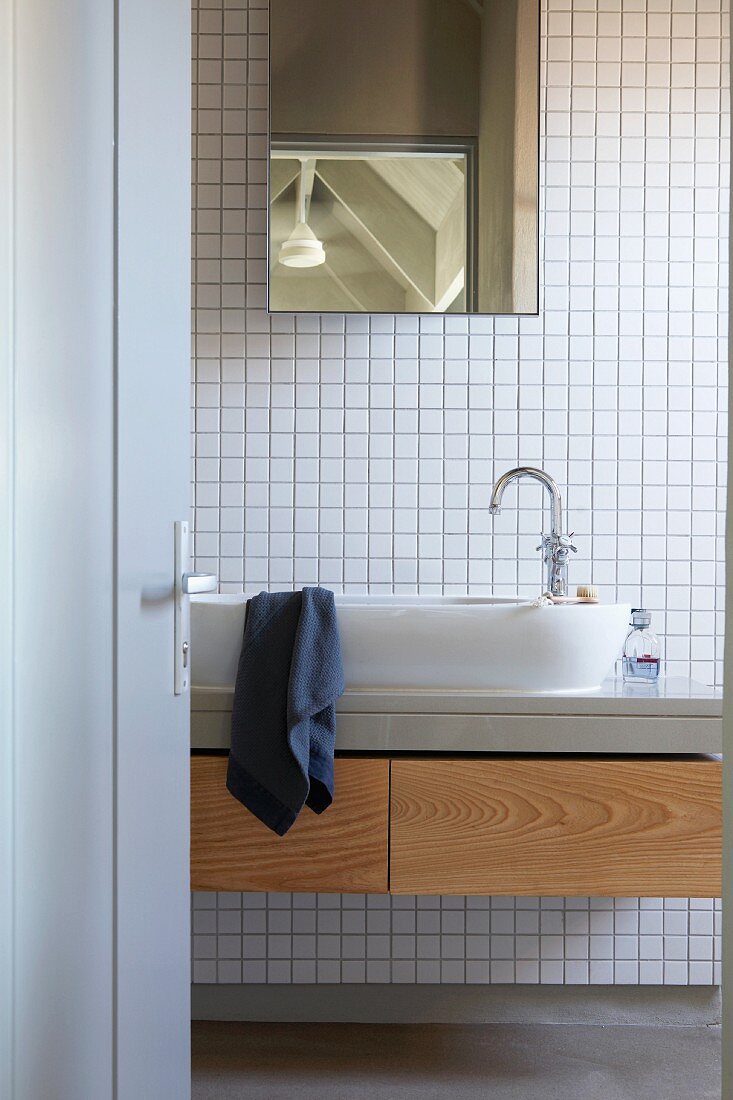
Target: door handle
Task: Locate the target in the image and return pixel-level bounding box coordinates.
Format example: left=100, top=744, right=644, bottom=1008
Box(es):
left=175, top=522, right=219, bottom=695
left=182, top=571, right=218, bottom=595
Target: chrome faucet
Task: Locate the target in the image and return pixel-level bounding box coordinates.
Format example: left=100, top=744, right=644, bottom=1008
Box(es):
left=489, top=467, right=576, bottom=597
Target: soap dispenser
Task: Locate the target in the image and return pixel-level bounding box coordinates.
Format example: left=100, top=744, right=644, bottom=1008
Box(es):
left=622, top=609, right=661, bottom=684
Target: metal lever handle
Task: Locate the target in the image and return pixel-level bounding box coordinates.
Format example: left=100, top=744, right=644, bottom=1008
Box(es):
left=537, top=536, right=578, bottom=554
left=182, top=571, right=218, bottom=595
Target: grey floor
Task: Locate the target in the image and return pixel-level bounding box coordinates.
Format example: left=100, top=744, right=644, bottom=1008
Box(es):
left=192, top=1020, right=721, bottom=1099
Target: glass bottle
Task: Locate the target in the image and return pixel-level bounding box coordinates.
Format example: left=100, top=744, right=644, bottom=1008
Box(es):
left=622, top=609, right=661, bottom=684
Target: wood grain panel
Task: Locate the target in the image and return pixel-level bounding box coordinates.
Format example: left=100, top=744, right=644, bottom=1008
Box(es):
left=191, top=756, right=389, bottom=893
left=390, top=758, right=722, bottom=897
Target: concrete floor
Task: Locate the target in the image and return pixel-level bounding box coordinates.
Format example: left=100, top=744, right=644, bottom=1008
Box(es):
left=192, top=1020, right=721, bottom=1100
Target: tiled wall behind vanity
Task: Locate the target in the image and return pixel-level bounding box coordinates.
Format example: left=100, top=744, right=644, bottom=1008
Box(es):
left=191, top=0, right=728, bottom=985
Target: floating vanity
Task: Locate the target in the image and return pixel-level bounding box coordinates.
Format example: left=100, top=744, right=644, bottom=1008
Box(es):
left=191, top=677, right=722, bottom=900
left=192, top=676, right=721, bottom=756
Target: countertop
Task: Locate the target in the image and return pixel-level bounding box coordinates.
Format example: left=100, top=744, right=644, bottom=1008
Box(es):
left=191, top=676, right=722, bottom=755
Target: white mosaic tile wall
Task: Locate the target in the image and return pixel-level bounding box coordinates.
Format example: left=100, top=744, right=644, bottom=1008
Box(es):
left=191, top=0, right=728, bottom=985
left=192, top=893, right=722, bottom=986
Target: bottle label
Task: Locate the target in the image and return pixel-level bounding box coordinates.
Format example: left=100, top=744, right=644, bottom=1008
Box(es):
left=622, top=656, right=660, bottom=680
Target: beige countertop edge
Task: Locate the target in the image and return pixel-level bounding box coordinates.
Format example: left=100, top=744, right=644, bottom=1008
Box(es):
left=190, top=677, right=722, bottom=720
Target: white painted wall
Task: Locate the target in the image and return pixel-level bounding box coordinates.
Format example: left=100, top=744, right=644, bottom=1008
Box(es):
left=192, top=0, right=728, bottom=988
left=0, top=0, right=14, bottom=1090
left=9, top=1, right=116, bottom=1092
left=723, top=4, right=732, bottom=1090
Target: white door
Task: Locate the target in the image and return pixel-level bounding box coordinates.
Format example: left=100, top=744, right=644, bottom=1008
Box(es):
left=0, top=1, right=192, bottom=1097
left=116, top=1, right=193, bottom=1096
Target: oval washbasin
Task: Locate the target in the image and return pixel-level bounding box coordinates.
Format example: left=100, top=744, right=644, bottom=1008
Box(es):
left=191, top=594, right=632, bottom=695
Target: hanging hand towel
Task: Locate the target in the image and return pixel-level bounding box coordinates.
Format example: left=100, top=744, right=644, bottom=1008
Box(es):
left=226, top=588, right=345, bottom=836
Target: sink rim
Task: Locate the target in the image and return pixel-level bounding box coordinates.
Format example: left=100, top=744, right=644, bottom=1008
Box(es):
left=191, top=592, right=629, bottom=610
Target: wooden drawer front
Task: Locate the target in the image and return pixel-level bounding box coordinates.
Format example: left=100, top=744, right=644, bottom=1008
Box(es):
left=191, top=756, right=389, bottom=893
left=390, top=758, right=722, bottom=897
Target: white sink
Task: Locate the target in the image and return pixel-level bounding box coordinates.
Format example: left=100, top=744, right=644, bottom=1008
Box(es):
left=191, top=594, right=631, bottom=695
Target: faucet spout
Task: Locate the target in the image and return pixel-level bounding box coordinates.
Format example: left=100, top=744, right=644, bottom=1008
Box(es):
left=489, top=467, right=563, bottom=538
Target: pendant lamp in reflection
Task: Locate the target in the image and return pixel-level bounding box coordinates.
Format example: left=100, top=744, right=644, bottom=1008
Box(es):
left=278, top=158, right=325, bottom=268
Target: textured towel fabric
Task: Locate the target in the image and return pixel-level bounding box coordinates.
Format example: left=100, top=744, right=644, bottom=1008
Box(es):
left=226, top=588, right=345, bottom=835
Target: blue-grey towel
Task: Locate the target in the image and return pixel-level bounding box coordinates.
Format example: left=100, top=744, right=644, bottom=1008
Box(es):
left=226, top=588, right=345, bottom=836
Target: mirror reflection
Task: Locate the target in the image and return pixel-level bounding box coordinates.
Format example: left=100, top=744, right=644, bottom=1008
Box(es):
left=271, top=146, right=471, bottom=313
left=269, top=0, right=539, bottom=315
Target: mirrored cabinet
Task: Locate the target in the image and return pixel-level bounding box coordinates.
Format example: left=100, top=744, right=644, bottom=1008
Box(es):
left=269, top=0, right=539, bottom=315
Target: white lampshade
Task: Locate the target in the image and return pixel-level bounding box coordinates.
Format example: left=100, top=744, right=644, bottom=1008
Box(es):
left=278, top=222, right=326, bottom=268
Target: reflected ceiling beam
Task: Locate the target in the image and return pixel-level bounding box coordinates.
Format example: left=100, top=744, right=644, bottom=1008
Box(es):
left=462, top=0, right=484, bottom=15
left=308, top=203, right=408, bottom=312
left=368, top=157, right=464, bottom=232
left=269, top=270, right=356, bottom=312
left=434, top=188, right=466, bottom=313
left=322, top=264, right=368, bottom=312
left=328, top=198, right=433, bottom=312
left=270, top=160, right=300, bottom=203
left=315, top=160, right=435, bottom=306
left=434, top=270, right=465, bottom=313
